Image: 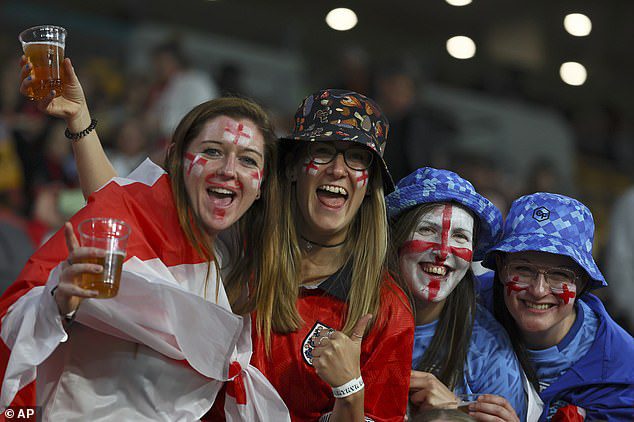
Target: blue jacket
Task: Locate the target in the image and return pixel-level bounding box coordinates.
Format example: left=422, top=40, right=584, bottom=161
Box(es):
left=475, top=274, right=634, bottom=420
left=537, top=294, right=634, bottom=421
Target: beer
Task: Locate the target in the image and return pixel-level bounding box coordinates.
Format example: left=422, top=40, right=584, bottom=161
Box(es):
left=75, top=253, right=125, bottom=299
left=23, top=42, right=65, bottom=100
left=18, top=25, right=67, bottom=101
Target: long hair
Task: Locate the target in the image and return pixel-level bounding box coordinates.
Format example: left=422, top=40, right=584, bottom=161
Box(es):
left=491, top=252, right=592, bottom=391
left=254, top=144, right=391, bottom=351
left=388, top=202, right=477, bottom=390
left=163, top=97, right=280, bottom=309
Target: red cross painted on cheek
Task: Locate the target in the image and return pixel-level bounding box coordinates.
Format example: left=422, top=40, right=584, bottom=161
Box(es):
left=553, top=283, right=576, bottom=304
left=250, top=170, right=262, bottom=189
left=355, top=170, right=368, bottom=188
left=184, top=152, right=209, bottom=176
left=506, top=277, right=530, bottom=296
left=223, top=123, right=252, bottom=146
left=303, top=159, right=319, bottom=176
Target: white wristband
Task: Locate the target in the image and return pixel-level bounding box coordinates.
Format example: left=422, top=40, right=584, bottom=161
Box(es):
left=332, top=376, right=364, bottom=399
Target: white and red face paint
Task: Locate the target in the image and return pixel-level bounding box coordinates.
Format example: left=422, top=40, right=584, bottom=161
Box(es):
left=303, top=158, right=319, bottom=176
left=181, top=116, right=265, bottom=235
left=184, top=152, right=210, bottom=177
left=398, top=204, right=474, bottom=303
left=355, top=170, right=368, bottom=188
left=222, top=121, right=254, bottom=146
left=504, top=275, right=577, bottom=305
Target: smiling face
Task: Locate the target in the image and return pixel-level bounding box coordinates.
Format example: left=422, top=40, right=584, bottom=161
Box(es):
left=183, top=115, right=264, bottom=237
left=499, top=251, right=580, bottom=348
left=293, top=141, right=370, bottom=243
left=398, top=203, right=474, bottom=303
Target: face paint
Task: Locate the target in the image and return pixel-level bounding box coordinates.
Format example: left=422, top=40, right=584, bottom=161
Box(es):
left=398, top=204, right=474, bottom=303
left=505, top=276, right=530, bottom=296
left=503, top=265, right=578, bottom=304
left=222, top=121, right=253, bottom=146
left=204, top=173, right=244, bottom=191
left=184, top=152, right=209, bottom=177
left=213, top=208, right=226, bottom=219
left=250, top=170, right=263, bottom=189
left=551, top=282, right=577, bottom=304
left=303, top=158, right=319, bottom=176
left=355, top=170, right=368, bottom=188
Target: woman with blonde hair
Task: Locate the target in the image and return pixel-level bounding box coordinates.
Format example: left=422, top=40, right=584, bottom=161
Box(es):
left=247, top=89, right=414, bottom=421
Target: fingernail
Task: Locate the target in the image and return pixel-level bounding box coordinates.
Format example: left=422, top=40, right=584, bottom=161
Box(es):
left=468, top=404, right=475, bottom=411
left=93, top=265, right=103, bottom=273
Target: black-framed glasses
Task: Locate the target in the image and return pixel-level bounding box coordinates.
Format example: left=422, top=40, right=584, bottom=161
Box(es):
left=504, top=262, right=579, bottom=289
left=307, top=142, right=374, bottom=171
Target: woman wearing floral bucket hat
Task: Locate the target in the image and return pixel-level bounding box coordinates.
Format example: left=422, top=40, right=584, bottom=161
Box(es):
left=387, top=167, right=532, bottom=421
left=482, top=193, right=634, bottom=421
left=246, top=89, right=413, bottom=421
left=52, top=86, right=414, bottom=421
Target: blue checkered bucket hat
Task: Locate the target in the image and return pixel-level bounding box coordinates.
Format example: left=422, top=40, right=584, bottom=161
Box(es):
left=482, top=192, right=606, bottom=289
left=386, top=167, right=503, bottom=261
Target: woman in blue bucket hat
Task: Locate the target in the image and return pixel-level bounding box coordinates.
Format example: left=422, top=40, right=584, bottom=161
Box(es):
left=482, top=192, right=634, bottom=421
left=387, top=167, right=530, bottom=421
left=45, top=84, right=414, bottom=420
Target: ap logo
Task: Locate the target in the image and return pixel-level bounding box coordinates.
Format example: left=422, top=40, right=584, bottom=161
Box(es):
left=532, top=206, right=550, bottom=222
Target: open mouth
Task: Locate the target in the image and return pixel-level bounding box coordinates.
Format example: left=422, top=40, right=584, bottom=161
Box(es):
left=316, top=184, right=348, bottom=208
left=207, top=186, right=236, bottom=207
left=521, top=300, right=556, bottom=311
left=420, top=262, right=449, bottom=277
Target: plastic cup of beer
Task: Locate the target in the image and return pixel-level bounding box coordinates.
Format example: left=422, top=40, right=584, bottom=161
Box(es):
left=77, top=218, right=130, bottom=299
left=18, top=25, right=67, bottom=101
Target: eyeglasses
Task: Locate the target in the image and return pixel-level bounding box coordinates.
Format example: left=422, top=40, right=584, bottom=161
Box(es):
left=307, top=142, right=374, bottom=171
left=503, top=262, right=579, bottom=290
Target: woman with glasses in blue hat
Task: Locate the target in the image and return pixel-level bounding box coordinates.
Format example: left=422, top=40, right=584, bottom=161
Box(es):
left=386, top=167, right=530, bottom=421
left=39, top=83, right=415, bottom=421
left=482, top=193, right=634, bottom=421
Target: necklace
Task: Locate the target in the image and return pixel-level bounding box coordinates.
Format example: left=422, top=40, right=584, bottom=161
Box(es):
left=300, top=235, right=346, bottom=251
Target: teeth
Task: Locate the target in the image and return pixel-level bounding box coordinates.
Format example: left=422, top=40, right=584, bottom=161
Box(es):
left=524, top=301, right=553, bottom=310
left=319, top=185, right=348, bottom=196
left=209, top=187, right=234, bottom=195
left=421, top=263, right=447, bottom=276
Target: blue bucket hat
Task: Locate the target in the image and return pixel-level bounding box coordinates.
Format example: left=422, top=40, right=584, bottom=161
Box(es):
left=280, top=88, right=394, bottom=193
left=482, top=192, right=606, bottom=289
left=386, top=167, right=503, bottom=261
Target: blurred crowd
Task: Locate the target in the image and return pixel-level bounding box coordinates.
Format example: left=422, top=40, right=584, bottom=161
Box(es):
left=0, top=34, right=632, bottom=335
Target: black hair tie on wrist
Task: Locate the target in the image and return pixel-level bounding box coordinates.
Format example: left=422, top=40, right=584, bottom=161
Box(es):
left=65, top=118, right=98, bottom=141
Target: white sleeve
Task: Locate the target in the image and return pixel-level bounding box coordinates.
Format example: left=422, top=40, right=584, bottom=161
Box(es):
left=1, top=265, right=67, bottom=408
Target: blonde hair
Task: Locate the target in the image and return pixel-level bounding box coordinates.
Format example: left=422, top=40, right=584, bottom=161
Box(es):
left=254, top=147, right=390, bottom=350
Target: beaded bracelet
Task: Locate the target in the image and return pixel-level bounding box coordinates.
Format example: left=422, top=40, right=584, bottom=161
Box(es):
left=332, top=376, right=364, bottom=399
left=64, top=118, right=98, bottom=141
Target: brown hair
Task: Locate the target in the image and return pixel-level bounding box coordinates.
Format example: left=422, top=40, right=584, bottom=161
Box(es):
left=388, top=202, right=478, bottom=390
left=163, top=97, right=282, bottom=309
left=253, top=144, right=393, bottom=350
